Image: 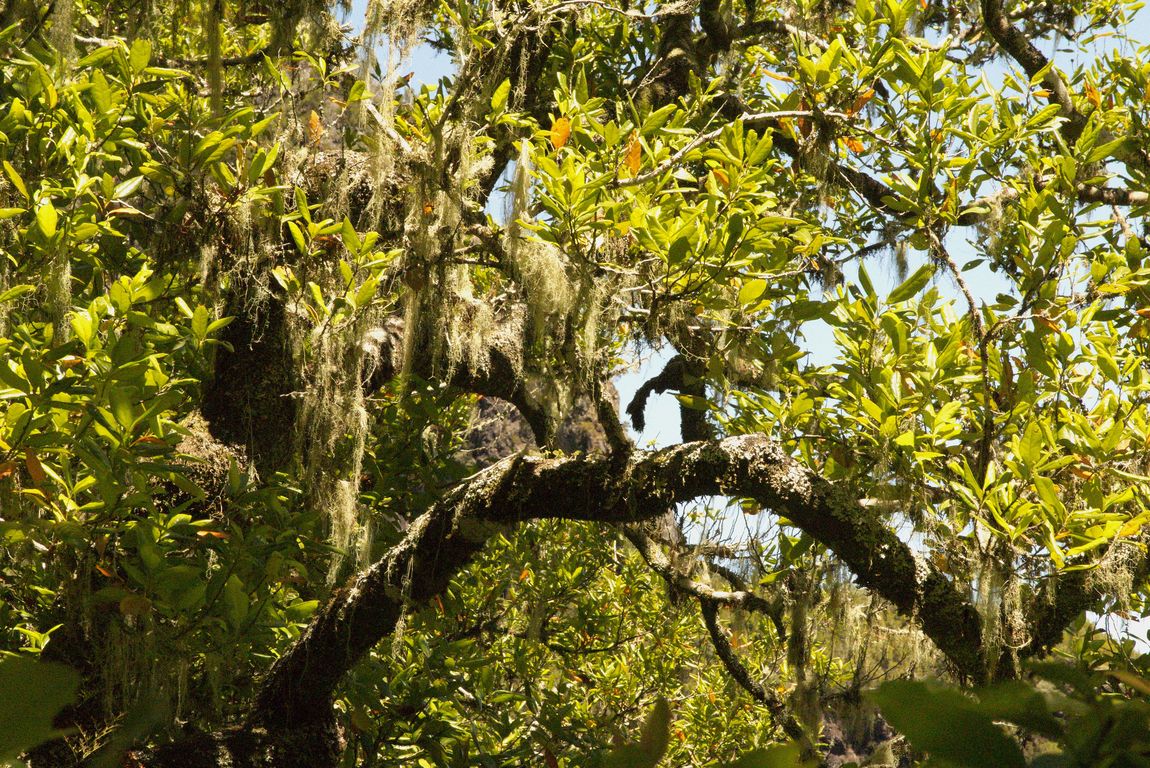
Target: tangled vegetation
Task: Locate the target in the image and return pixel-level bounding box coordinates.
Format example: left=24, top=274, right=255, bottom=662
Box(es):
left=2, top=0, right=1150, bottom=766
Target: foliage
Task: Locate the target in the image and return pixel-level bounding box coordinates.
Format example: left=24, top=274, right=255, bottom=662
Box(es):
left=871, top=665, right=1150, bottom=768
left=1, top=0, right=1150, bottom=766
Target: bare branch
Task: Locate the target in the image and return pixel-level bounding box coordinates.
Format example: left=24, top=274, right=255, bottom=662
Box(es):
left=699, top=600, right=813, bottom=751
left=621, top=525, right=778, bottom=617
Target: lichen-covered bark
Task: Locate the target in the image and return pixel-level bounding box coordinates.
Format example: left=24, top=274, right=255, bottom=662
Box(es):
left=241, top=433, right=986, bottom=762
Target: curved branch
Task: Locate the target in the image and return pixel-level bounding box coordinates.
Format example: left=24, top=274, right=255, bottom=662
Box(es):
left=621, top=525, right=779, bottom=619
left=699, top=599, right=812, bottom=751
left=979, top=0, right=1086, bottom=143
left=250, top=433, right=987, bottom=738
left=626, top=354, right=711, bottom=441
left=1022, top=538, right=1150, bottom=660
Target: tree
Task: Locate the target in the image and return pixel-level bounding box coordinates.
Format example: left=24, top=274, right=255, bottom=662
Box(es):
left=3, top=0, right=1150, bottom=765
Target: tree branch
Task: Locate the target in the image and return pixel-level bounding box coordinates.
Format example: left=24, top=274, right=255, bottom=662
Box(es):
left=1022, top=538, right=1150, bottom=660
left=249, top=433, right=987, bottom=739
left=699, top=599, right=813, bottom=751
left=621, top=525, right=779, bottom=618
left=979, top=0, right=1086, bottom=143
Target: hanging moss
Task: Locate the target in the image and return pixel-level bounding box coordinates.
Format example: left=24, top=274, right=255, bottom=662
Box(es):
left=49, top=0, right=75, bottom=61
left=294, top=308, right=376, bottom=582
left=205, top=0, right=223, bottom=116
left=47, top=251, right=72, bottom=341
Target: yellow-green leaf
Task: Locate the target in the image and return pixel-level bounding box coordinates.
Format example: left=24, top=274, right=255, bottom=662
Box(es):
left=36, top=203, right=58, bottom=238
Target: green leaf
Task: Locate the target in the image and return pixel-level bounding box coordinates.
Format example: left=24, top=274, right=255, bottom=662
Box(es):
left=869, top=680, right=1025, bottom=768
left=667, top=236, right=691, bottom=265
left=887, top=263, right=934, bottom=303
left=4, top=160, right=28, bottom=202
left=0, top=656, right=80, bottom=761
left=641, top=103, right=678, bottom=136
left=739, top=279, right=768, bottom=306
left=603, top=697, right=670, bottom=768
left=0, top=284, right=34, bottom=303
left=109, top=386, right=136, bottom=428
left=974, top=681, right=1063, bottom=739
left=192, top=305, right=209, bottom=341
left=287, top=220, right=308, bottom=255
left=1018, top=421, right=1043, bottom=470
left=490, top=78, right=511, bottom=111
left=129, top=38, right=152, bottom=73
left=223, top=575, right=249, bottom=629
left=36, top=202, right=58, bottom=238
left=113, top=176, right=145, bottom=199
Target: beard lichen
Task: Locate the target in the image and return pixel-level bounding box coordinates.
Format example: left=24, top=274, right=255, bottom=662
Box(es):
left=295, top=310, right=375, bottom=582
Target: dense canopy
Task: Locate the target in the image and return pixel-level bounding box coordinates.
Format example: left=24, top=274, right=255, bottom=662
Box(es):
left=3, top=0, right=1150, bottom=765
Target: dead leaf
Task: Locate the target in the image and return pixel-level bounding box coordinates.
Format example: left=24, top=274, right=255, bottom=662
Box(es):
left=25, top=448, right=45, bottom=486
left=798, top=99, right=812, bottom=137
left=624, top=131, right=641, bottom=175
left=307, top=109, right=323, bottom=146
left=842, top=136, right=864, bottom=153
left=1084, top=81, right=1101, bottom=109
left=848, top=87, right=875, bottom=115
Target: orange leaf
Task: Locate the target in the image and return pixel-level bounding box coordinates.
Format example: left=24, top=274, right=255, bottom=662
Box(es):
left=519, top=567, right=531, bottom=582
left=797, top=100, right=812, bottom=138
left=550, top=116, right=571, bottom=150
left=842, top=136, right=864, bottom=153
left=422, top=200, right=434, bottom=215
left=307, top=109, right=323, bottom=146
left=197, top=530, right=229, bottom=539
left=624, top=131, right=641, bottom=175
left=1033, top=88, right=1050, bottom=99
left=1084, top=81, right=1101, bottom=109
left=95, top=564, right=114, bottom=578
left=25, top=449, right=45, bottom=487
left=848, top=87, right=875, bottom=115
left=711, top=168, right=729, bottom=187
left=0, top=461, right=16, bottom=480
left=1136, top=308, right=1150, bottom=318
left=57, top=355, right=84, bottom=369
